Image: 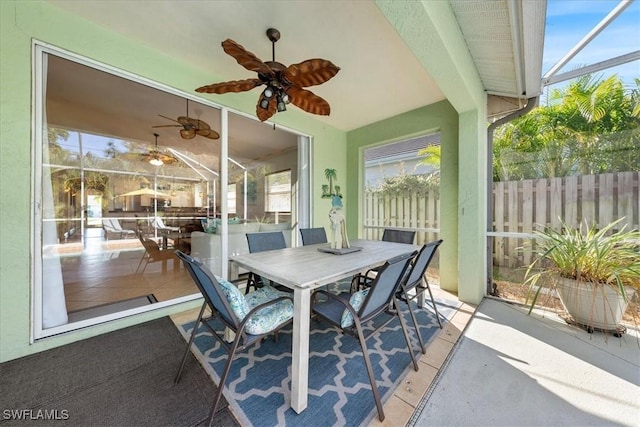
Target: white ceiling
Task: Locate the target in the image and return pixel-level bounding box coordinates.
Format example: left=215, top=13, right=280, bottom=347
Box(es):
left=47, top=0, right=446, bottom=133
left=44, top=0, right=545, bottom=160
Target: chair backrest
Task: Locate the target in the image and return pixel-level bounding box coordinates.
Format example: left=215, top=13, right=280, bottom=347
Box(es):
left=382, top=229, right=416, bottom=244
left=246, top=231, right=286, bottom=253
left=102, top=218, right=116, bottom=231
left=111, top=218, right=124, bottom=231
left=152, top=217, right=166, bottom=229
left=138, top=234, right=161, bottom=256
left=300, top=227, right=328, bottom=246
left=175, top=250, right=239, bottom=329
left=358, top=251, right=415, bottom=321
left=403, top=239, right=443, bottom=292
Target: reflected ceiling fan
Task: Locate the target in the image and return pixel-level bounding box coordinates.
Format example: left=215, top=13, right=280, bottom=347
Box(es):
left=140, top=133, right=178, bottom=166
left=153, top=99, right=220, bottom=140
left=196, top=28, right=340, bottom=122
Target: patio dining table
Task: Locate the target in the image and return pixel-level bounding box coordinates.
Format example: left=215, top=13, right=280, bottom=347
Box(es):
left=229, top=238, right=419, bottom=414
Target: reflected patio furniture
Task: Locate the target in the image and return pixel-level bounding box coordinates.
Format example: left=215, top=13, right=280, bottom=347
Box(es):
left=152, top=216, right=183, bottom=249
left=135, top=232, right=179, bottom=274
left=102, top=218, right=136, bottom=240
left=245, top=231, right=287, bottom=294
left=299, top=227, right=328, bottom=246
left=311, top=251, right=418, bottom=422
left=173, top=250, right=293, bottom=427
left=151, top=216, right=180, bottom=233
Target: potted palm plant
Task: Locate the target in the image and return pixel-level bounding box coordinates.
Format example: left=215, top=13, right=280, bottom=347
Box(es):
left=524, top=218, right=640, bottom=334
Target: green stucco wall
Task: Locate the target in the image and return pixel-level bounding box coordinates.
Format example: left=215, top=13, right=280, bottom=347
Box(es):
left=346, top=101, right=459, bottom=292
left=1, top=0, right=490, bottom=362
left=375, top=0, right=488, bottom=303
left=0, top=0, right=346, bottom=362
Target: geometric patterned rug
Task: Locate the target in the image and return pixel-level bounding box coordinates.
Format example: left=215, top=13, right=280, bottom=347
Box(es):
left=179, top=282, right=457, bottom=427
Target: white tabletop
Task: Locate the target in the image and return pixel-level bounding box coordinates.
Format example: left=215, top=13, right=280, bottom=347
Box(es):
left=230, top=238, right=419, bottom=290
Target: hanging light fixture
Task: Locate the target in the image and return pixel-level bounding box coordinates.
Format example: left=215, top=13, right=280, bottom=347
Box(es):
left=146, top=133, right=178, bottom=166
left=149, top=133, right=164, bottom=166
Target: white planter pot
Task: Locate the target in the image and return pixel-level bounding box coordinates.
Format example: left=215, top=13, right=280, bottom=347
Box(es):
left=556, top=277, right=633, bottom=330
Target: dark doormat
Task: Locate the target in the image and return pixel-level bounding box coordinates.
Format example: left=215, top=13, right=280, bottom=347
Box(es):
left=0, top=317, right=239, bottom=427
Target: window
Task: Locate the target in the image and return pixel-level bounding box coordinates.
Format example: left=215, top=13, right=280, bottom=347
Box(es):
left=227, top=183, right=237, bottom=214
left=265, top=170, right=291, bottom=213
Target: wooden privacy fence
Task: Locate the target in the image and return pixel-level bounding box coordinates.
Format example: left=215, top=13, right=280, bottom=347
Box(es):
left=493, top=171, right=639, bottom=267
left=362, top=190, right=441, bottom=245
left=363, top=171, right=639, bottom=269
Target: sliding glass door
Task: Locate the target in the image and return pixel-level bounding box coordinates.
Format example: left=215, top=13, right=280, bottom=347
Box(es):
left=33, top=43, right=310, bottom=338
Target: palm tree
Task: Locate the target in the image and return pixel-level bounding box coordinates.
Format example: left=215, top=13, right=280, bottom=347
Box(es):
left=417, top=145, right=441, bottom=171
left=324, top=168, right=337, bottom=196
left=493, top=74, right=639, bottom=179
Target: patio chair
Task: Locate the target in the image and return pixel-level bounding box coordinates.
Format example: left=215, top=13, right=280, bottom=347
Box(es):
left=300, top=227, right=328, bottom=246
left=351, top=228, right=417, bottom=291
left=173, top=250, right=293, bottom=427
left=244, top=231, right=287, bottom=294
left=311, top=251, right=418, bottom=422
left=382, top=228, right=416, bottom=244
left=357, top=240, right=444, bottom=355
left=102, top=218, right=136, bottom=240
left=151, top=216, right=181, bottom=232
left=135, top=232, right=179, bottom=274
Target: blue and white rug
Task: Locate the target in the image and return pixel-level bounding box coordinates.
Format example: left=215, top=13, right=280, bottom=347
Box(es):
left=180, top=283, right=457, bottom=427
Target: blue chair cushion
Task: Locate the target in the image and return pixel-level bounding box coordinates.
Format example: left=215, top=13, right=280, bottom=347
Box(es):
left=218, top=277, right=293, bottom=335
left=244, top=286, right=294, bottom=335
left=340, top=288, right=370, bottom=328
left=218, top=277, right=251, bottom=318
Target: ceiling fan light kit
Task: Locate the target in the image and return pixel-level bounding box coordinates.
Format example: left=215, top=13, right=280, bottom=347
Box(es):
left=196, top=27, right=340, bottom=122
left=152, top=99, right=220, bottom=140
left=146, top=133, right=178, bottom=166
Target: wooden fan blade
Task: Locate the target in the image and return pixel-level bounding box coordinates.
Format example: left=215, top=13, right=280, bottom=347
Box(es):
left=256, top=96, right=277, bottom=122
left=177, top=116, right=194, bottom=128
left=196, top=78, right=263, bottom=94
left=152, top=124, right=182, bottom=128
left=161, top=155, right=179, bottom=164
left=158, top=114, right=182, bottom=124
left=286, top=86, right=331, bottom=116
left=180, top=129, right=196, bottom=139
left=197, top=129, right=220, bottom=140
left=286, top=59, right=340, bottom=87
left=179, top=117, right=211, bottom=131
left=191, top=118, right=210, bottom=130
left=222, top=39, right=273, bottom=75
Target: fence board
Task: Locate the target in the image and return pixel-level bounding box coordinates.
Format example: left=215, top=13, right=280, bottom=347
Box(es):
left=600, top=173, right=614, bottom=228
left=618, top=172, right=634, bottom=229
left=565, top=176, right=578, bottom=227
left=522, top=180, right=533, bottom=265
left=494, top=182, right=505, bottom=264
left=581, top=175, right=596, bottom=225
left=535, top=178, right=547, bottom=231
left=549, top=177, right=563, bottom=229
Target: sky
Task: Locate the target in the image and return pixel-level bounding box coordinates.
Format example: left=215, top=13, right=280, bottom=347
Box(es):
left=542, top=0, right=639, bottom=93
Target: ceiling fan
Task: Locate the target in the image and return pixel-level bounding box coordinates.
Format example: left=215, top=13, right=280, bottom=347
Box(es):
left=140, top=133, right=178, bottom=166
left=152, top=99, right=220, bottom=140
left=196, top=28, right=340, bottom=122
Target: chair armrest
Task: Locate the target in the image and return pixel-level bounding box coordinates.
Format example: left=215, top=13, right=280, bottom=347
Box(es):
left=312, top=290, right=361, bottom=328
